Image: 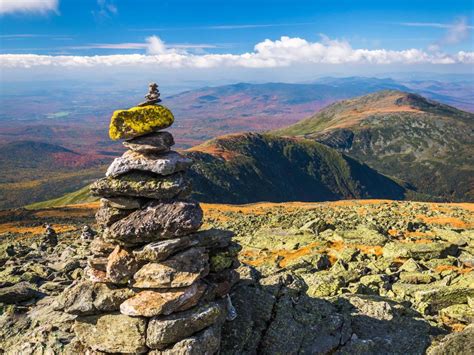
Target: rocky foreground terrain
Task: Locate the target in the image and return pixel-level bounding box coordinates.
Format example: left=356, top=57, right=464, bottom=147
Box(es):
left=0, top=199, right=473, bottom=354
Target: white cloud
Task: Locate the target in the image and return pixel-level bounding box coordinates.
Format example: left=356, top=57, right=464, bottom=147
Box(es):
left=0, top=0, right=58, bottom=15
left=1, top=35, right=473, bottom=69
left=92, top=0, right=117, bottom=20
left=439, top=17, right=470, bottom=45
left=398, top=21, right=474, bottom=30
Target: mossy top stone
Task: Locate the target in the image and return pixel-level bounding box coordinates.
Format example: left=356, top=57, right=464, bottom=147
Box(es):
left=109, top=105, right=174, bottom=140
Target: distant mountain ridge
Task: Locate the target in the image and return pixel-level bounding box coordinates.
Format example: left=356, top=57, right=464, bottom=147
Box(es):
left=275, top=90, right=474, bottom=201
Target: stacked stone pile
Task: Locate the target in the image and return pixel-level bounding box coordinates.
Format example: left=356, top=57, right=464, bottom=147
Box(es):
left=55, top=84, right=240, bottom=354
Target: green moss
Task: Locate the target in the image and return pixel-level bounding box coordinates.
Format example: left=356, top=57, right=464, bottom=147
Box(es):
left=109, top=105, right=174, bottom=140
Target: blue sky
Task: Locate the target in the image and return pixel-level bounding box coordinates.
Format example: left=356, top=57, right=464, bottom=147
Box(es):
left=0, top=0, right=473, bottom=84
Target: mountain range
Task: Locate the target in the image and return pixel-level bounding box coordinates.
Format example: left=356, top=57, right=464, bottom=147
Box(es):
left=1, top=82, right=473, bottom=209
left=276, top=90, right=474, bottom=201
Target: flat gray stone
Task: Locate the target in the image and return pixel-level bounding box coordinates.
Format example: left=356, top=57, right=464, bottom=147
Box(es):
left=147, top=302, right=224, bottom=349
left=91, top=172, right=191, bottom=200
left=133, top=229, right=233, bottom=263
left=104, top=200, right=203, bottom=246
left=123, top=131, right=174, bottom=154
left=106, top=150, right=192, bottom=178
left=133, top=247, right=209, bottom=288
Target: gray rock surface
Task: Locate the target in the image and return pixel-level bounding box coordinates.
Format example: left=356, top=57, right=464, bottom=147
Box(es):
left=106, top=150, right=192, bottom=178
left=123, top=131, right=174, bottom=154
left=146, top=301, right=224, bottom=349
left=133, top=247, right=209, bottom=288
left=91, top=172, right=191, bottom=200
left=104, top=200, right=203, bottom=246
left=74, top=312, right=148, bottom=353
left=149, top=323, right=222, bottom=355
left=133, top=228, right=233, bottom=263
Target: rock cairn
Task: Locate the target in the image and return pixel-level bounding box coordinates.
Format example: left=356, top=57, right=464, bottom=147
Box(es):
left=56, top=84, right=240, bottom=354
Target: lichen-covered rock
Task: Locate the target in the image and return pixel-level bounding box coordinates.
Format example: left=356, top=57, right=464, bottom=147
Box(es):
left=146, top=302, right=224, bottom=350
left=106, top=150, right=192, bottom=178
left=120, top=282, right=206, bottom=317
left=0, top=282, right=42, bottom=304
left=133, top=229, right=233, bottom=263
left=101, top=196, right=143, bottom=209
left=149, top=324, right=221, bottom=355
left=133, top=247, right=209, bottom=288
left=85, top=266, right=108, bottom=283
left=106, top=246, right=139, bottom=284
left=302, top=271, right=346, bottom=297
left=95, top=204, right=133, bottom=229
left=209, top=243, right=241, bottom=273
left=123, top=131, right=175, bottom=153
left=74, top=313, right=147, bottom=353
left=91, top=171, right=191, bottom=200
left=55, top=280, right=133, bottom=315
left=104, top=200, right=203, bottom=246
left=399, top=271, right=435, bottom=284
left=427, top=324, right=474, bottom=355
left=90, top=238, right=116, bottom=257
left=109, top=105, right=174, bottom=140
left=334, top=225, right=388, bottom=246
left=414, top=286, right=474, bottom=312
left=383, top=242, right=458, bottom=260
left=440, top=304, right=474, bottom=324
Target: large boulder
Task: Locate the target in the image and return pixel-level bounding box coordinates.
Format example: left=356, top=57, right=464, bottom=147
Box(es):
left=106, top=150, right=192, bottom=178
left=427, top=324, right=474, bottom=355
left=104, top=200, right=203, bottom=246
left=383, top=242, right=458, bottom=260
left=74, top=313, right=147, bottom=353
left=109, top=105, right=174, bottom=140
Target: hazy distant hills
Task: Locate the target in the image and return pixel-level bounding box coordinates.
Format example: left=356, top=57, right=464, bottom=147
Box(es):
left=165, top=77, right=473, bottom=147
left=0, top=141, right=107, bottom=209
left=1, top=77, right=472, bottom=151
left=276, top=90, right=474, bottom=201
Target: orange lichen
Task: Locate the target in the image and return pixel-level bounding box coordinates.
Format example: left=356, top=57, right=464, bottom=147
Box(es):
left=434, top=265, right=474, bottom=274
left=0, top=223, right=77, bottom=235
left=417, top=215, right=470, bottom=229
left=446, top=323, right=467, bottom=332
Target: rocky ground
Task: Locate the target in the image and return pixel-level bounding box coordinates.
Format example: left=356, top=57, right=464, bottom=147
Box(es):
left=0, top=200, right=473, bottom=354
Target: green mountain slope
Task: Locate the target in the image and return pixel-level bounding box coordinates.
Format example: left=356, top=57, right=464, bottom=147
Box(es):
left=275, top=90, right=474, bottom=201
left=187, top=133, right=407, bottom=203
left=26, top=185, right=98, bottom=210
left=27, top=133, right=409, bottom=208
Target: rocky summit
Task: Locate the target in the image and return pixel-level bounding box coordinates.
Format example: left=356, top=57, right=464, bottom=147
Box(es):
left=43, top=86, right=240, bottom=353
left=0, top=199, right=473, bottom=354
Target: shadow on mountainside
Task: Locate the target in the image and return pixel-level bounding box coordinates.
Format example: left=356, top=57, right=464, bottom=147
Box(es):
left=221, top=266, right=442, bottom=355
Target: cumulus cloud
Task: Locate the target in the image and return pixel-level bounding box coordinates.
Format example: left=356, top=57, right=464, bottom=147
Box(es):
left=0, top=0, right=58, bottom=15
left=1, top=35, right=473, bottom=69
